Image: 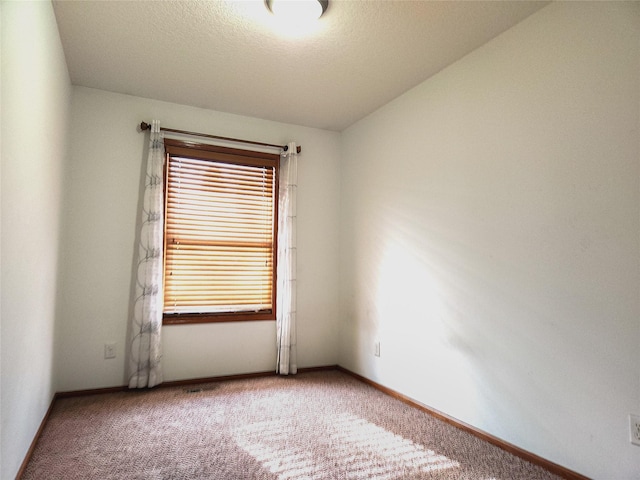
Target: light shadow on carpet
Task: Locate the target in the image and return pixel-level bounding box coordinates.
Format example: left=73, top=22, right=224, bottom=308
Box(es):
left=234, top=412, right=459, bottom=479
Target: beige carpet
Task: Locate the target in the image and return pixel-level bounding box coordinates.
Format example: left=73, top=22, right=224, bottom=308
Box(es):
left=22, top=370, right=562, bottom=479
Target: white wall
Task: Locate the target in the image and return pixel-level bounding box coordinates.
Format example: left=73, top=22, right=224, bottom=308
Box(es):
left=339, top=3, right=639, bottom=479
left=0, top=1, right=71, bottom=478
left=55, top=87, right=341, bottom=391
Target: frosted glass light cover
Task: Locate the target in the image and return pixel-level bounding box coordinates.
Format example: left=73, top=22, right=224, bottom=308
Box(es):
left=268, top=0, right=324, bottom=21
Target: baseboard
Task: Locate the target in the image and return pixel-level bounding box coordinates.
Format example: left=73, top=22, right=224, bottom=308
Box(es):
left=53, top=365, right=340, bottom=398
left=162, top=366, right=333, bottom=385
left=15, top=393, right=58, bottom=480
left=55, top=385, right=128, bottom=398
left=336, top=366, right=590, bottom=480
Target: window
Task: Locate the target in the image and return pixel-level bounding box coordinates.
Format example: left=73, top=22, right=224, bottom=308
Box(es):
left=162, top=139, right=279, bottom=324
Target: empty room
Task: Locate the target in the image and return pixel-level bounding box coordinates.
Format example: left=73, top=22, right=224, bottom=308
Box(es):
left=2, top=1, right=639, bottom=479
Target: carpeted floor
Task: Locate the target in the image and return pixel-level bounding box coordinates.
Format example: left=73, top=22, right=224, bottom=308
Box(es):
left=22, top=370, right=563, bottom=479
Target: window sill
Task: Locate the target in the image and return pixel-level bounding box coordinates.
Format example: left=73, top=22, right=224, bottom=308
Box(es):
left=163, top=311, right=275, bottom=325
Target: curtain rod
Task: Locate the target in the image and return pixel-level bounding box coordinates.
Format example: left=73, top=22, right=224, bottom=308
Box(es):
left=138, top=122, right=301, bottom=154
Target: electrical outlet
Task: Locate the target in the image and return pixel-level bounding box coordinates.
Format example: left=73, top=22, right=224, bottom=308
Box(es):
left=104, top=342, right=116, bottom=359
left=629, top=414, right=640, bottom=446
left=374, top=341, right=380, bottom=357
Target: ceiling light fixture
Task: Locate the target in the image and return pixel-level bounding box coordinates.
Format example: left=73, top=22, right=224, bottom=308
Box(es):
left=266, top=0, right=328, bottom=22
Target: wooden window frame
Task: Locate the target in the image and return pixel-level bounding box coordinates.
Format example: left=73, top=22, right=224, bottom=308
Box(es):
left=162, top=139, right=279, bottom=325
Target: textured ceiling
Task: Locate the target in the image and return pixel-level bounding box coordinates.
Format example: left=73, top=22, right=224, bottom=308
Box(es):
left=53, top=0, right=549, bottom=131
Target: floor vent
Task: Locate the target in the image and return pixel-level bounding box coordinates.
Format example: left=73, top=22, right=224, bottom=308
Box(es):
left=183, top=385, right=217, bottom=394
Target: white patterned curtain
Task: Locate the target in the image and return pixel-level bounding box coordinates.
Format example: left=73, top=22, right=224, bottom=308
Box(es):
left=276, top=142, right=298, bottom=375
left=128, top=120, right=164, bottom=388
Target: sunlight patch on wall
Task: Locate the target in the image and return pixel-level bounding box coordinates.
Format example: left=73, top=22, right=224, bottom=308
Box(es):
left=233, top=411, right=459, bottom=479
left=374, top=236, right=480, bottom=420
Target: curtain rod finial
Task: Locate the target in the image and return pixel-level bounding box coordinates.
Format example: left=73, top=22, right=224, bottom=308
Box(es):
left=139, top=121, right=151, bottom=131
left=283, top=145, right=302, bottom=154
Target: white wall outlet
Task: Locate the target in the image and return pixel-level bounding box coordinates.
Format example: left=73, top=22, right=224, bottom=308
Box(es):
left=104, top=342, right=116, bottom=359
left=629, top=414, right=640, bottom=446
left=374, top=341, right=380, bottom=357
